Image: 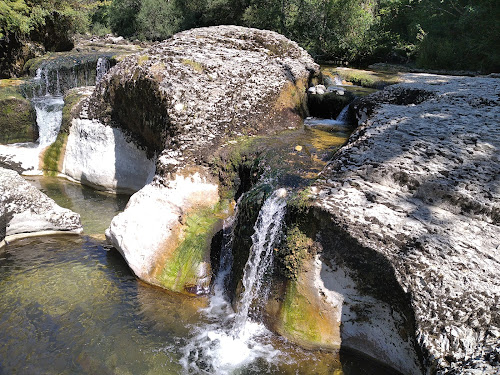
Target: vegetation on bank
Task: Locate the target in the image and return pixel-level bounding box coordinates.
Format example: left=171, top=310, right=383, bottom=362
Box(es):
left=1, top=0, right=499, bottom=74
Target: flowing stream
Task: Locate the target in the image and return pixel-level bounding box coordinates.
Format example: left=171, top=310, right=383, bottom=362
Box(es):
left=182, top=189, right=288, bottom=374
left=0, top=62, right=401, bottom=373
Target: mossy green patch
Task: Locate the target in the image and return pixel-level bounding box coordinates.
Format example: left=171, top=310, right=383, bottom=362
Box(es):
left=277, top=225, right=315, bottom=280
left=61, top=89, right=85, bottom=132
left=281, top=280, right=321, bottom=343
left=210, top=135, right=264, bottom=199
left=137, top=55, right=149, bottom=66
left=0, top=80, right=36, bottom=144
left=181, top=59, right=204, bottom=73
left=323, top=67, right=400, bottom=89
left=42, top=132, right=67, bottom=176
left=158, top=202, right=228, bottom=294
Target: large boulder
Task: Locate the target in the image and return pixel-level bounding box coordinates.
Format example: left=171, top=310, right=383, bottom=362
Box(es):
left=309, top=74, right=500, bottom=373
left=0, top=167, right=82, bottom=246
left=88, top=26, right=317, bottom=293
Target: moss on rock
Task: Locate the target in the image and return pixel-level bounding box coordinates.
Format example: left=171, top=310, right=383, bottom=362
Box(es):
left=42, top=132, right=67, bottom=176
left=0, top=80, right=37, bottom=144
left=157, top=202, right=227, bottom=295
left=41, top=87, right=89, bottom=175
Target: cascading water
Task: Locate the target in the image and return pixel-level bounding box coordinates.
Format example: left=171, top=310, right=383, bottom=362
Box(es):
left=182, top=189, right=287, bottom=374
left=96, top=57, right=110, bottom=84
left=31, top=67, right=65, bottom=147
left=233, top=189, right=287, bottom=337
left=32, top=96, right=64, bottom=147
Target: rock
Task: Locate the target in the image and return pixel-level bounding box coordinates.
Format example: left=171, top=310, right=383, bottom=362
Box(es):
left=88, top=25, right=317, bottom=174
left=88, top=26, right=317, bottom=293
left=40, top=87, right=156, bottom=192
left=105, top=171, right=220, bottom=294
left=310, top=73, right=500, bottom=373
left=0, top=167, right=82, bottom=245
left=0, top=81, right=37, bottom=144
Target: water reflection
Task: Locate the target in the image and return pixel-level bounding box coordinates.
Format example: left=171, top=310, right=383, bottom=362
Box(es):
left=25, top=176, right=130, bottom=236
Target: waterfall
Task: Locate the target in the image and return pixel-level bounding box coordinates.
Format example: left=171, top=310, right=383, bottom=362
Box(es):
left=234, top=189, right=287, bottom=337
left=181, top=189, right=287, bottom=374
left=33, top=96, right=64, bottom=147
left=335, top=104, right=350, bottom=124
left=96, top=57, right=110, bottom=84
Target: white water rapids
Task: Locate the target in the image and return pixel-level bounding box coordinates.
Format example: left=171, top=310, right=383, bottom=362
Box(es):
left=182, top=189, right=288, bottom=374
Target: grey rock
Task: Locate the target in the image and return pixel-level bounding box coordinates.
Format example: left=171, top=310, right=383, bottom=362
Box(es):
left=87, top=25, right=318, bottom=179
left=312, top=73, right=500, bottom=373
left=0, top=167, right=82, bottom=244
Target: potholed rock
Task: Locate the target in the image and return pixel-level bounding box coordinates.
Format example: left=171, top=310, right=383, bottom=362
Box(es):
left=89, top=26, right=317, bottom=293
left=310, top=74, right=500, bottom=373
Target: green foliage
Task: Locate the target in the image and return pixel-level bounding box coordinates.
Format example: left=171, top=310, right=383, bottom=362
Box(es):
left=109, top=0, right=140, bottom=37
left=0, top=0, right=31, bottom=39
left=277, top=225, right=315, bottom=280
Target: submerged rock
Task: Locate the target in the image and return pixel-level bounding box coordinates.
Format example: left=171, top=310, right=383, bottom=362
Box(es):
left=0, top=167, right=82, bottom=246
left=311, top=74, right=500, bottom=373
left=83, top=26, right=317, bottom=293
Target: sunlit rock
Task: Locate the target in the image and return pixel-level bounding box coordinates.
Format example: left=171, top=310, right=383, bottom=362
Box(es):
left=93, top=26, right=317, bottom=294
left=311, top=73, right=500, bottom=373
left=0, top=167, right=82, bottom=245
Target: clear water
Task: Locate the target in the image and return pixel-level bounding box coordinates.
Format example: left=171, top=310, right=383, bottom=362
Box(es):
left=0, top=236, right=399, bottom=375
left=0, top=129, right=401, bottom=374
left=25, top=175, right=130, bottom=237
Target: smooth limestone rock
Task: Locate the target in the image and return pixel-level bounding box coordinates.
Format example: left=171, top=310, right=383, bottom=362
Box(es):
left=0, top=167, right=82, bottom=245
left=50, top=88, right=156, bottom=193
left=105, top=171, right=219, bottom=294
left=87, top=26, right=317, bottom=293
left=311, top=73, right=500, bottom=373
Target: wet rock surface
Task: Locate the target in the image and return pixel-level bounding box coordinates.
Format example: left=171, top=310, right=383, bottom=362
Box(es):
left=312, top=73, right=500, bottom=373
left=0, top=167, right=82, bottom=244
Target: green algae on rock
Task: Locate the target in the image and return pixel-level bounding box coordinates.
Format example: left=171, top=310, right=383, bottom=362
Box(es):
left=0, top=80, right=37, bottom=144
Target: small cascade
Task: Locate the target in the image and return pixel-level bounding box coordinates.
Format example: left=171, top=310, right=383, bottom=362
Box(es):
left=304, top=103, right=351, bottom=132
left=335, top=104, right=350, bottom=124
left=33, top=96, right=64, bottom=147
left=0, top=54, right=116, bottom=173
left=182, top=189, right=288, bottom=374
left=234, top=189, right=287, bottom=336
left=333, top=75, right=343, bottom=86
left=96, top=57, right=110, bottom=84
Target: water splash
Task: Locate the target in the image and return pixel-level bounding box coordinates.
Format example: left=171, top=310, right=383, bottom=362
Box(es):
left=33, top=96, right=64, bottom=147
left=182, top=189, right=288, bottom=374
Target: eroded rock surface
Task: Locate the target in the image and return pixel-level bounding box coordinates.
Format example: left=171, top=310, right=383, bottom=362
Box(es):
left=91, top=26, right=317, bottom=292
left=312, top=74, right=500, bottom=373
left=0, top=167, right=82, bottom=245
left=88, top=25, right=317, bottom=176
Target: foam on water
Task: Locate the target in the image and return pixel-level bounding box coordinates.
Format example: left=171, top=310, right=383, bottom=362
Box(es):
left=182, top=190, right=288, bottom=374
